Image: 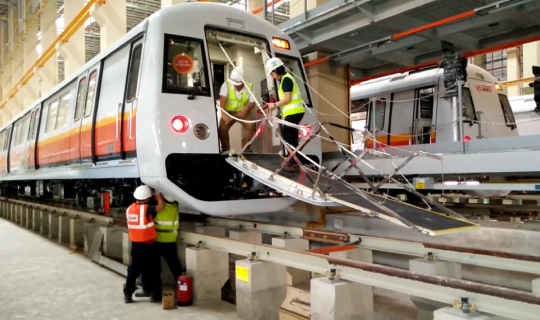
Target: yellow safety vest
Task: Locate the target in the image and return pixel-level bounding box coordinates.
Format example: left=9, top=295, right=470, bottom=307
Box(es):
left=153, top=202, right=179, bottom=243
left=278, top=73, right=304, bottom=118
left=225, top=81, right=253, bottom=112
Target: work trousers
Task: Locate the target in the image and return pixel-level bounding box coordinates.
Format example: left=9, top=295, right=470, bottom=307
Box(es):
left=281, top=113, right=305, bottom=164
left=218, top=109, right=255, bottom=152
left=141, top=242, right=184, bottom=292
left=124, top=242, right=160, bottom=297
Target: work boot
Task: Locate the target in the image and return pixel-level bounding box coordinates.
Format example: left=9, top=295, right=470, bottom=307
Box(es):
left=135, top=290, right=151, bottom=298
left=124, top=294, right=134, bottom=304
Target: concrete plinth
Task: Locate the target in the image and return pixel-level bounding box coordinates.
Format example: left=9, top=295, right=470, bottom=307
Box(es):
left=195, top=224, right=226, bottom=237
left=25, top=207, right=31, bottom=229
left=58, top=215, right=71, bottom=244
left=229, top=230, right=263, bottom=289
left=48, top=213, right=59, bottom=240
left=122, top=232, right=131, bottom=265
left=32, top=209, right=41, bottom=232
left=19, top=206, right=27, bottom=226
left=40, top=211, right=49, bottom=236
left=311, top=277, right=370, bottom=320
left=101, top=226, right=123, bottom=260
left=84, top=222, right=102, bottom=255
left=236, top=259, right=287, bottom=320
left=434, top=307, right=505, bottom=320
left=70, top=218, right=84, bottom=248
left=410, top=259, right=462, bottom=320
left=186, top=247, right=228, bottom=305
left=533, top=278, right=540, bottom=295
left=272, top=237, right=310, bottom=286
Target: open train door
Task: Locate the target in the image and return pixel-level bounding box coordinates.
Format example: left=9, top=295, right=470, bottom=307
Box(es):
left=122, top=39, right=144, bottom=159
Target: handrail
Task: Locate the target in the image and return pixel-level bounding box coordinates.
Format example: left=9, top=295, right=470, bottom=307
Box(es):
left=0, top=0, right=106, bottom=109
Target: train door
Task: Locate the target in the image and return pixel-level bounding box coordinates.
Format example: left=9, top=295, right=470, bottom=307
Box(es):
left=22, top=109, right=37, bottom=170
left=26, top=106, right=40, bottom=170
left=413, top=86, right=436, bottom=144
left=70, top=72, right=88, bottom=164
left=3, top=126, right=12, bottom=173
left=122, top=40, right=143, bottom=159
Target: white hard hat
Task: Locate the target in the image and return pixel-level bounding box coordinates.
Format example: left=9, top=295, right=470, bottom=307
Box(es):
left=163, top=194, right=175, bottom=202
left=228, top=68, right=245, bottom=86
left=134, top=185, right=152, bottom=200
left=265, top=57, right=284, bottom=75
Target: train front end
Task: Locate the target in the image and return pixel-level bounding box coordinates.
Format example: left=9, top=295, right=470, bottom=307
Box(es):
left=136, top=3, right=322, bottom=215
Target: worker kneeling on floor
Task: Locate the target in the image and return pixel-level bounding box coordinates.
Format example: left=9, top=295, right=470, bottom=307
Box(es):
left=134, top=194, right=184, bottom=299
left=124, top=185, right=164, bottom=303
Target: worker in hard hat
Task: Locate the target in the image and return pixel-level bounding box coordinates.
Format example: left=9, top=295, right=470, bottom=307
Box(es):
left=123, top=185, right=165, bottom=304
left=218, top=68, right=256, bottom=154
left=134, top=194, right=183, bottom=299
left=264, top=57, right=305, bottom=172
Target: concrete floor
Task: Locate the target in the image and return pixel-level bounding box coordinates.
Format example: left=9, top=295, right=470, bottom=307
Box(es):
left=0, top=219, right=237, bottom=320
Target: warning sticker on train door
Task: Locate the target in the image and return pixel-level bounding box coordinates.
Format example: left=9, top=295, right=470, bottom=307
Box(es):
left=415, top=179, right=425, bottom=189
left=172, top=53, right=194, bottom=74
left=236, top=266, right=249, bottom=282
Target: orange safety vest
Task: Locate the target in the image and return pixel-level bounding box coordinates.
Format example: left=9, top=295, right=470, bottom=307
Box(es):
left=126, top=203, right=157, bottom=243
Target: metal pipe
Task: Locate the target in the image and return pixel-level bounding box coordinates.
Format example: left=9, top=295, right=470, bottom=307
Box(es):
left=457, top=80, right=464, bottom=153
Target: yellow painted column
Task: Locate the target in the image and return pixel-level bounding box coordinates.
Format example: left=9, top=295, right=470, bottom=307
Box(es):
left=248, top=0, right=264, bottom=18
left=38, top=0, right=58, bottom=95
left=56, top=0, right=85, bottom=80
left=290, top=0, right=331, bottom=18
left=90, top=0, right=126, bottom=52
left=10, top=5, right=25, bottom=117
left=522, top=41, right=540, bottom=95
left=506, top=47, right=521, bottom=97
left=23, top=0, right=40, bottom=108
left=473, top=54, right=486, bottom=70
left=0, top=21, right=6, bottom=100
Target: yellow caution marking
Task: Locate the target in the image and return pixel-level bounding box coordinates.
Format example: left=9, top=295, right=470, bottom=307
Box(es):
left=236, top=266, right=249, bottom=282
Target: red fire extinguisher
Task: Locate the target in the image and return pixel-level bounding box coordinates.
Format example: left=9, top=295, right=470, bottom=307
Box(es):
left=177, top=272, right=192, bottom=307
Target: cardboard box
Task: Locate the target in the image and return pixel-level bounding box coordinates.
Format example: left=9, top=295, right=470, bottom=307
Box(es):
left=162, top=290, right=176, bottom=310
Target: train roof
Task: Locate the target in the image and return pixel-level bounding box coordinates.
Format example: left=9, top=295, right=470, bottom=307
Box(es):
left=509, top=94, right=535, bottom=113
left=350, top=63, right=500, bottom=101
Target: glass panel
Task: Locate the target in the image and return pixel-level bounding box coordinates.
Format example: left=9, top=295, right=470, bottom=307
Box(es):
left=45, top=100, right=59, bottom=133
left=498, top=94, right=516, bottom=127
left=74, top=77, right=86, bottom=121
left=55, top=92, right=71, bottom=129
left=368, top=99, right=386, bottom=130
left=163, top=35, right=209, bottom=95
left=126, top=45, right=142, bottom=102
left=19, top=115, right=30, bottom=145
left=13, top=122, right=21, bottom=146
left=275, top=54, right=313, bottom=107
left=31, top=109, right=40, bottom=139
left=84, top=71, right=98, bottom=117
left=418, top=87, right=434, bottom=119
left=28, top=112, right=36, bottom=141
left=462, top=88, right=477, bottom=121
left=4, top=127, right=11, bottom=151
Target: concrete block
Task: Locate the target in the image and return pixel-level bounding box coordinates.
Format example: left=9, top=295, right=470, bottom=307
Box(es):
left=58, top=215, right=71, bottom=244
left=533, top=278, right=540, bottom=295
left=195, top=224, right=226, bottom=237
left=229, top=230, right=263, bottom=284
left=311, top=277, right=372, bottom=320
left=410, top=259, right=462, bottom=320
left=434, top=307, right=505, bottom=320
left=48, top=213, right=59, bottom=240
left=272, top=237, right=310, bottom=286
left=40, top=211, right=49, bottom=236
left=101, top=226, right=123, bottom=260
left=25, top=207, right=31, bottom=229
left=176, top=237, right=187, bottom=270
left=19, top=206, right=27, bottom=226
left=84, top=222, right=102, bottom=255
left=186, top=247, right=228, bottom=305
left=122, top=232, right=131, bottom=265
left=70, top=218, right=84, bottom=248
left=236, top=259, right=287, bottom=320
left=280, top=281, right=311, bottom=318
left=32, top=209, right=41, bottom=232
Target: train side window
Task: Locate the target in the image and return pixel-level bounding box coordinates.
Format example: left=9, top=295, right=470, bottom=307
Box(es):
left=126, top=45, right=142, bottom=102
left=13, top=121, right=21, bottom=146
left=0, top=131, right=5, bottom=151
left=162, top=34, right=210, bottom=96
left=367, top=98, right=386, bottom=130
left=462, top=88, right=477, bottom=121
left=74, top=77, right=87, bottom=121
left=3, top=127, right=11, bottom=151
left=28, top=111, right=36, bottom=141
left=497, top=94, right=516, bottom=128
left=31, top=108, right=40, bottom=139
left=45, top=100, right=59, bottom=133
left=55, top=92, right=71, bottom=130
left=84, top=71, right=98, bottom=117
left=417, top=87, right=434, bottom=119
left=19, top=115, right=30, bottom=145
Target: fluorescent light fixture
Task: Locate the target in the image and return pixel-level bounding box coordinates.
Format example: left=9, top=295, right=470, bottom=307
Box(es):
left=443, top=181, right=459, bottom=186
left=465, top=181, right=480, bottom=185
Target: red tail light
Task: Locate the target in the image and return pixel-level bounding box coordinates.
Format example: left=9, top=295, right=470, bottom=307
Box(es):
left=463, top=136, right=471, bottom=142
left=255, top=125, right=264, bottom=136
left=172, top=116, right=189, bottom=133
left=300, top=126, right=311, bottom=138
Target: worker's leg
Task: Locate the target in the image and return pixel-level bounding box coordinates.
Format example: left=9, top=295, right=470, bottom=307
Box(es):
left=218, top=111, right=238, bottom=153
left=281, top=113, right=305, bottom=165
left=124, top=242, right=146, bottom=303
left=135, top=244, right=162, bottom=297
left=162, top=242, right=184, bottom=281
left=240, top=109, right=256, bottom=152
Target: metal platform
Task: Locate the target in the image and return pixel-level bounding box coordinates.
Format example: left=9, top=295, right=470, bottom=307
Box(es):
left=226, top=153, right=479, bottom=236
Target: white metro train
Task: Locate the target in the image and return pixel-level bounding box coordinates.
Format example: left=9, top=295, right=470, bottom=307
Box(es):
left=0, top=3, right=322, bottom=215
left=508, top=94, right=540, bottom=136
left=350, top=64, right=518, bottom=149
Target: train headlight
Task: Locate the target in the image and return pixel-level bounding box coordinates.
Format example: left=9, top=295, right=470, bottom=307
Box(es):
left=495, top=84, right=503, bottom=91
left=172, top=116, right=189, bottom=133
left=193, top=123, right=210, bottom=140
left=272, top=37, right=290, bottom=50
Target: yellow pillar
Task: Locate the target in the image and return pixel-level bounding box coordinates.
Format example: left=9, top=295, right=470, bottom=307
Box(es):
left=38, top=0, right=58, bottom=95
left=522, top=41, right=540, bottom=95
left=0, top=21, right=6, bottom=100
left=248, top=0, right=264, bottom=18
left=506, top=47, right=521, bottom=98
left=56, top=0, right=85, bottom=79
left=90, top=0, right=126, bottom=52
left=473, top=54, right=486, bottom=70
left=23, top=0, right=40, bottom=108
left=10, top=5, right=24, bottom=117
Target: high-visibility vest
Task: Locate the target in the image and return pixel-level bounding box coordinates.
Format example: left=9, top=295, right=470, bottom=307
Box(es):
left=126, top=204, right=157, bottom=243
left=225, top=81, right=253, bottom=112
left=279, top=73, right=305, bottom=118
left=154, top=202, right=179, bottom=243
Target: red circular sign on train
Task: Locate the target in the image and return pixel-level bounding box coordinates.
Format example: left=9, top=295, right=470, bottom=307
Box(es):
left=172, top=53, right=194, bottom=74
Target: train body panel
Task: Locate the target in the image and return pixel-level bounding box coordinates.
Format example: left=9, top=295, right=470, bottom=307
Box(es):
left=0, top=3, right=320, bottom=216
left=351, top=64, right=518, bottom=149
